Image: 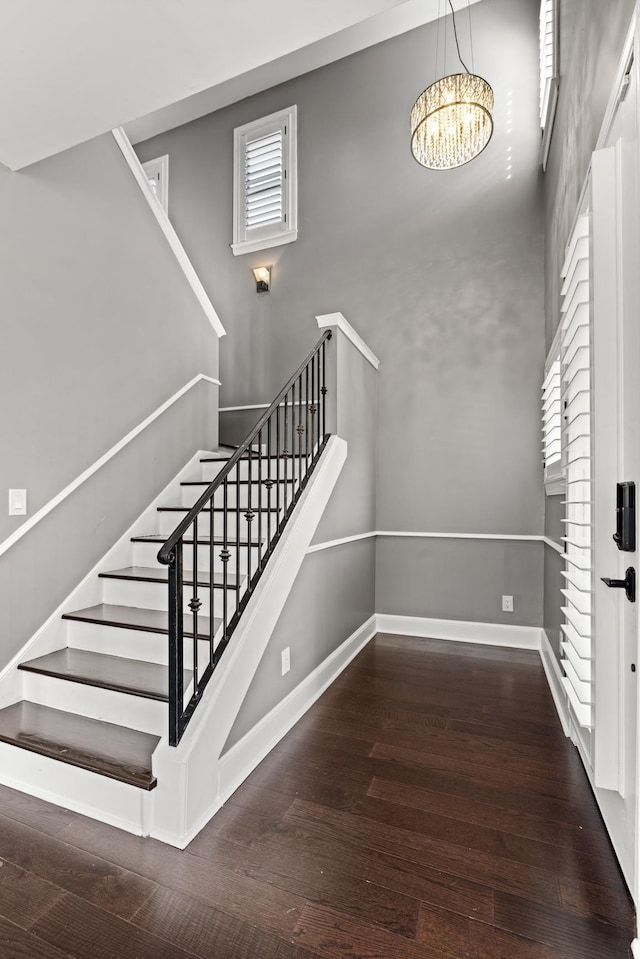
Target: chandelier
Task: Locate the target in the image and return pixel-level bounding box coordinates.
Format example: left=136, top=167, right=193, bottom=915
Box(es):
left=410, top=1, right=494, bottom=170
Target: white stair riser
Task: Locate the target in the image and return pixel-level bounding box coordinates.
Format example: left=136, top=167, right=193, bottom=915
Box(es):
left=156, top=509, right=280, bottom=537
left=131, top=540, right=262, bottom=572
left=101, top=576, right=241, bottom=618
left=181, top=482, right=297, bottom=510
left=200, top=457, right=292, bottom=482
left=0, top=742, right=153, bottom=837
left=66, top=620, right=218, bottom=669
left=21, top=671, right=171, bottom=735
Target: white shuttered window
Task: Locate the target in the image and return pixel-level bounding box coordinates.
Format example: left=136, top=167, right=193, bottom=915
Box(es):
left=232, top=106, right=298, bottom=256
left=559, top=213, right=593, bottom=730
left=539, top=0, right=558, bottom=169
left=542, top=356, right=564, bottom=494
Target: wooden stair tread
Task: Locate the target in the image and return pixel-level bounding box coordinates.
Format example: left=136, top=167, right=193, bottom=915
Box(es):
left=99, top=566, right=243, bottom=588
left=0, top=701, right=158, bottom=790
left=132, top=533, right=262, bottom=547
left=61, top=603, right=220, bottom=638
left=18, top=648, right=191, bottom=702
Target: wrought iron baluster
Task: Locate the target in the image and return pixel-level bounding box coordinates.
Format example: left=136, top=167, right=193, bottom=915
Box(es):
left=191, top=515, right=200, bottom=695
left=283, top=394, right=289, bottom=514
left=246, top=446, right=253, bottom=588
left=168, top=541, right=184, bottom=747
left=209, top=494, right=215, bottom=668
left=297, top=373, right=303, bottom=490
left=305, top=365, right=310, bottom=473
left=291, top=379, right=296, bottom=494
left=235, top=462, right=240, bottom=616
left=321, top=339, right=327, bottom=444
left=276, top=404, right=281, bottom=525
left=310, top=351, right=316, bottom=457
left=267, top=417, right=273, bottom=550
left=257, top=428, right=263, bottom=569
left=221, top=479, right=229, bottom=662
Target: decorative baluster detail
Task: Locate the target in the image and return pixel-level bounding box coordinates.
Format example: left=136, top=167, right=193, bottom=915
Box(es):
left=247, top=446, right=252, bottom=588
left=257, top=428, right=263, bottom=569
left=305, top=365, right=310, bottom=473
left=221, top=479, right=229, bottom=659
left=321, top=338, right=328, bottom=444
left=235, top=461, right=240, bottom=617
left=191, top=515, right=199, bottom=695
left=167, top=540, right=184, bottom=746
left=267, top=417, right=273, bottom=550
left=209, top=493, right=215, bottom=668
left=310, top=350, right=317, bottom=456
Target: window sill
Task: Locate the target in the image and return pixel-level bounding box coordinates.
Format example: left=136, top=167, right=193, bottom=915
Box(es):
left=231, top=229, right=298, bottom=257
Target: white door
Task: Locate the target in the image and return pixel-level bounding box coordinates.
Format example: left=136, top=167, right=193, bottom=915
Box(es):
left=591, top=48, right=639, bottom=893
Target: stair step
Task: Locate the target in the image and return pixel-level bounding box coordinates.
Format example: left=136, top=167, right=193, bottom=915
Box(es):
left=99, top=566, right=243, bottom=589
left=18, top=648, right=190, bottom=702
left=61, top=603, right=220, bottom=639
left=0, top=701, right=159, bottom=790
left=131, top=533, right=262, bottom=547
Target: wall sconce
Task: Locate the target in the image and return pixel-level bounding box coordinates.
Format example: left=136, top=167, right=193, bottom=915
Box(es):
left=252, top=265, right=271, bottom=293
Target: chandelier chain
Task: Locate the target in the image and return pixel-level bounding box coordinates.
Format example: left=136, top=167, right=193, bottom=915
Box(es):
left=448, top=0, right=471, bottom=74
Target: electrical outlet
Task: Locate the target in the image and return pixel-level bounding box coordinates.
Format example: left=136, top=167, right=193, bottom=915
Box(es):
left=281, top=647, right=291, bottom=676
left=8, top=489, right=27, bottom=516
left=502, top=595, right=514, bottom=613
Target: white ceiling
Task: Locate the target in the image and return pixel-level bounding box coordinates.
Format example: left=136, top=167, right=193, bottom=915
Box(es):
left=0, top=0, right=482, bottom=170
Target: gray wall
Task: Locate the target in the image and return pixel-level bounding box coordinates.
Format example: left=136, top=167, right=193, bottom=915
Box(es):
left=224, top=332, right=377, bottom=750
left=544, top=0, right=636, bottom=348
left=0, top=132, right=219, bottom=671
left=542, top=0, right=635, bottom=655
left=136, top=0, right=546, bottom=633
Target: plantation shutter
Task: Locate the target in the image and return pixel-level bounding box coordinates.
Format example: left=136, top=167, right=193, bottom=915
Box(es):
left=542, top=358, right=562, bottom=489
left=244, top=130, right=284, bottom=232
left=232, top=106, right=297, bottom=255
left=539, top=0, right=555, bottom=128
left=559, top=213, right=593, bottom=729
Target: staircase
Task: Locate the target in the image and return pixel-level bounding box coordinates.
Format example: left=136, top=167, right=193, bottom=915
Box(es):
left=0, top=448, right=282, bottom=826
left=0, top=332, right=339, bottom=841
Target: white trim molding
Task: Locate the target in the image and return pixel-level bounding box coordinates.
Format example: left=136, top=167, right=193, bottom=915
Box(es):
left=307, top=529, right=549, bottom=554
left=376, top=614, right=543, bottom=650
left=307, top=531, right=376, bottom=553
left=0, top=374, right=220, bottom=561
left=217, top=614, right=376, bottom=807
left=377, top=530, right=542, bottom=542
left=540, top=630, right=571, bottom=736
left=631, top=938, right=640, bottom=958
left=542, top=536, right=564, bottom=554
left=112, top=127, right=226, bottom=338
left=316, top=312, right=380, bottom=370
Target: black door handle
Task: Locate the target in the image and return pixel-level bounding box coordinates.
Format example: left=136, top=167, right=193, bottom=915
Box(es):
left=601, top=567, right=636, bottom=602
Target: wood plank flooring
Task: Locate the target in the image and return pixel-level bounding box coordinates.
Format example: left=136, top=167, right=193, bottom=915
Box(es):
left=0, top=633, right=635, bottom=958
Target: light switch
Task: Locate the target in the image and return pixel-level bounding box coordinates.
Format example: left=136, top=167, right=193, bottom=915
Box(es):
left=9, top=489, right=27, bottom=516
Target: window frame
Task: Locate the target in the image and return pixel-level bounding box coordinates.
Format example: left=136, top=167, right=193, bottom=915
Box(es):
left=231, top=105, right=298, bottom=257
left=540, top=0, right=559, bottom=171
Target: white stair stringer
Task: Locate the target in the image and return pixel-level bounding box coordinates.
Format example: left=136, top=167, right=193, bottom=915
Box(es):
left=150, top=435, right=348, bottom=848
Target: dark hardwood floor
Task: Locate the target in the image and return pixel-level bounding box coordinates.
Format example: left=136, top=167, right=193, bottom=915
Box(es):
left=0, top=633, right=635, bottom=958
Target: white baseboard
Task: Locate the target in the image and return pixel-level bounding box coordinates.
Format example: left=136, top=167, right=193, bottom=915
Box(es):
left=216, top=614, right=377, bottom=810
left=539, top=630, right=571, bottom=736
left=375, top=614, right=543, bottom=650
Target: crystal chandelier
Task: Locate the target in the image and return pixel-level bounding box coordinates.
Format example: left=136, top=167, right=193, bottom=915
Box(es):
left=410, top=1, right=494, bottom=170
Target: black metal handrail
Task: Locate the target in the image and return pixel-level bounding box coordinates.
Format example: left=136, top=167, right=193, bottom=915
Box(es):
left=158, top=330, right=332, bottom=745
